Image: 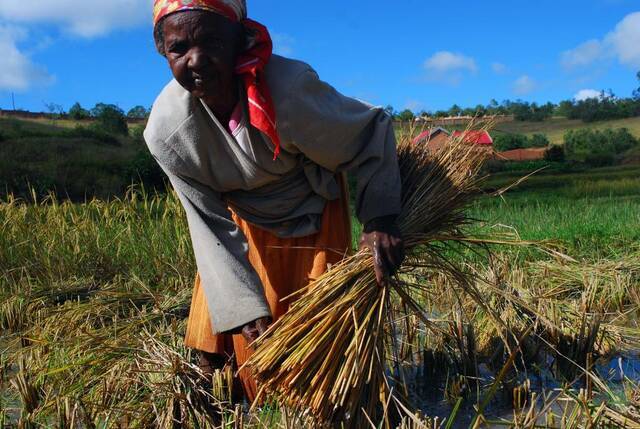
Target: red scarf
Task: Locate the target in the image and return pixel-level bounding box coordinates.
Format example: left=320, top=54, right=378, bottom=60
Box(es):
left=235, top=19, right=281, bottom=160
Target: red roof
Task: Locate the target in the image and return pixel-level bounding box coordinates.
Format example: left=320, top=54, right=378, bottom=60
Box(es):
left=451, top=130, right=493, bottom=145
left=412, top=127, right=450, bottom=145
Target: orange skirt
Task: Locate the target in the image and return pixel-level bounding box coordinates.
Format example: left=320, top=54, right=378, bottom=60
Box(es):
left=184, top=183, right=352, bottom=401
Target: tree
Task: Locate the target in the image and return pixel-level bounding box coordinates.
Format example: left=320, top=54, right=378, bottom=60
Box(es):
left=544, top=145, right=565, bottom=162
left=556, top=100, right=575, bottom=118
left=633, top=71, right=640, bottom=100
left=473, top=104, right=487, bottom=117
left=44, top=102, right=64, bottom=122
left=447, top=104, right=462, bottom=117
left=90, top=102, right=120, bottom=118
left=564, top=128, right=638, bottom=166
left=127, top=105, right=149, bottom=119
left=69, top=102, right=90, bottom=120
left=529, top=134, right=550, bottom=148
left=91, top=103, right=128, bottom=135
left=493, top=133, right=529, bottom=152
left=397, top=109, right=415, bottom=122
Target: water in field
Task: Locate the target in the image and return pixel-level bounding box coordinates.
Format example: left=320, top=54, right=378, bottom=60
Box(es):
left=0, top=340, right=19, bottom=424
left=394, top=351, right=640, bottom=428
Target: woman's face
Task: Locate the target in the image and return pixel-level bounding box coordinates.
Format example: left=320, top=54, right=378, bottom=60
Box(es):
left=162, top=10, right=243, bottom=115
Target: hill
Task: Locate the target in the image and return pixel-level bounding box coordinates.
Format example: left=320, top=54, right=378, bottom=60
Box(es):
left=0, top=117, right=162, bottom=200
left=400, top=116, right=640, bottom=146
left=493, top=116, right=640, bottom=145
left=3, top=113, right=640, bottom=201
left=0, top=113, right=144, bottom=129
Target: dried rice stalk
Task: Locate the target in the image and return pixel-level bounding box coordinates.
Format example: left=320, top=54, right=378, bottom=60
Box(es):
left=247, top=121, right=499, bottom=427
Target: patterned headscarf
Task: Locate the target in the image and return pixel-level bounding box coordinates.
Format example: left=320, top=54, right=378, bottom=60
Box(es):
left=153, top=0, right=282, bottom=159
left=154, top=0, right=246, bottom=26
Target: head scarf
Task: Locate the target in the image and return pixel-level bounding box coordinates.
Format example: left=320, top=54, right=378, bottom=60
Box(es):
left=153, top=0, right=281, bottom=159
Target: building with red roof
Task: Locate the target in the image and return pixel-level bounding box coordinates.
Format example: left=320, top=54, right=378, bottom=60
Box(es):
left=450, top=130, right=494, bottom=156
left=451, top=130, right=494, bottom=145
left=412, top=127, right=451, bottom=152
left=413, top=128, right=497, bottom=157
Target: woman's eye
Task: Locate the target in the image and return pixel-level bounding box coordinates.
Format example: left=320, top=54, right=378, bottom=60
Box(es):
left=168, top=42, right=188, bottom=54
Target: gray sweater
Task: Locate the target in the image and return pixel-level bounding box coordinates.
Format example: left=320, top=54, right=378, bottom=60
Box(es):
left=144, top=55, right=401, bottom=334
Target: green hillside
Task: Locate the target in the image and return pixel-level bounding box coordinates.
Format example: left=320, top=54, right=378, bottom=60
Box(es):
left=3, top=113, right=640, bottom=201
left=494, top=116, right=640, bottom=145
left=0, top=117, right=161, bottom=200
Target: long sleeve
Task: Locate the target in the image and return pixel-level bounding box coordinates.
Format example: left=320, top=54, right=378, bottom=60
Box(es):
left=154, top=154, right=271, bottom=334
left=279, top=69, right=402, bottom=225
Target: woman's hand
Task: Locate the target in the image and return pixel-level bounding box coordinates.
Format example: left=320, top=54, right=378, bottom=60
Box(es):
left=241, top=317, right=271, bottom=344
left=359, top=215, right=405, bottom=286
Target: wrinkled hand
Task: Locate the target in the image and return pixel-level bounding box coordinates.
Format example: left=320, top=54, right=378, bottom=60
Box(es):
left=241, top=317, right=271, bottom=344
left=359, top=216, right=405, bottom=286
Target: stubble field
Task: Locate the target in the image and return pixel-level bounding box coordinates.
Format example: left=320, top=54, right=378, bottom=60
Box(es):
left=1, top=117, right=640, bottom=427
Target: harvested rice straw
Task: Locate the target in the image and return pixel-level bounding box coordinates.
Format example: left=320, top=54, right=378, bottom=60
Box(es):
left=246, top=121, right=500, bottom=427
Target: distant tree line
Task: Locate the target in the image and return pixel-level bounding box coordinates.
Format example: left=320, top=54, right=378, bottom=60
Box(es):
left=69, top=102, right=149, bottom=120
left=68, top=102, right=150, bottom=121
left=64, top=102, right=150, bottom=136
left=556, top=91, right=640, bottom=123
left=389, top=71, right=640, bottom=123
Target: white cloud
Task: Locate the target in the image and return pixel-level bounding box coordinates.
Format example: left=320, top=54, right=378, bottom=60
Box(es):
left=561, top=12, right=640, bottom=70
left=561, top=40, right=603, bottom=70
left=0, top=0, right=150, bottom=38
left=574, top=89, right=603, bottom=101
left=513, top=75, right=536, bottom=95
left=605, top=12, right=640, bottom=68
left=0, top=25, right=54, bottom=91
left=423, top=51, right=477, bottom=85
left=424, top=51, right=477, bottom=73
left=272, top=33, right=295, bottom=57
left=491, top=62, right=507, bottom=74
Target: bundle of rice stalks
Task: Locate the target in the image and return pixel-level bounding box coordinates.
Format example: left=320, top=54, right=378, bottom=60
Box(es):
left=247, top=122, right=508, bottom=426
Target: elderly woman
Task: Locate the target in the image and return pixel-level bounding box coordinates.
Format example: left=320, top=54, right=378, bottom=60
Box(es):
left=145, top=0, right=404, bottom=401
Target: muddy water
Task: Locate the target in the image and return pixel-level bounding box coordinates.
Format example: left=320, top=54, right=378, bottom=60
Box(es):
left=394, top=352, right=640, bottom=428
left=0, top=338, right=20, bottom=423
left=1, top=330, right=638, bottom=427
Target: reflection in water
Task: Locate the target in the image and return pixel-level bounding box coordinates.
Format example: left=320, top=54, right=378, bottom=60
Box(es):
left=388, top=350, right=640, bottom=427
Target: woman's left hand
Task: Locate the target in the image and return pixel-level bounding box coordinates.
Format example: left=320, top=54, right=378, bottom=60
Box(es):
left=359, top=216, right=405, bottom=286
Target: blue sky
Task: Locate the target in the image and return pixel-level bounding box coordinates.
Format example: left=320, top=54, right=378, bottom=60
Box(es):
left=1, top=0, right=639, bottom=114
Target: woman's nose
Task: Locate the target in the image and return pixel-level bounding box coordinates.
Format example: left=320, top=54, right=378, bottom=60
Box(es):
left=188, top=47, right=209, bottom=71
